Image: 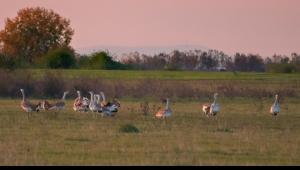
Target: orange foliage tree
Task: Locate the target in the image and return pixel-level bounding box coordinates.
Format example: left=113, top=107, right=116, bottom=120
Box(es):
left=0, top=7, right=74, bottom=64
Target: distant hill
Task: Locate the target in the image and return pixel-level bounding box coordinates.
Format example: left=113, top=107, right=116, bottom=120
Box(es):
left=76, top=45, right=208, bottom=57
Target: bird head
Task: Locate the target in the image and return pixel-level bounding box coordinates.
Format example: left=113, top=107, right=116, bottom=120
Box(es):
left=113, top=98, right=121, bottom=107
left=214, top=93, right=218, bottom=98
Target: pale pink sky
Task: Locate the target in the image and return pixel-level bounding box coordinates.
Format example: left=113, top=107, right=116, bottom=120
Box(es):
left=0, top=0, right=300, bottom=56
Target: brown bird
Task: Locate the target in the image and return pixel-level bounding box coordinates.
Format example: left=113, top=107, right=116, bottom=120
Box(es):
left=202, top=93, right=220, bottom=118
left=41, top=91, right=69, bottom=111
left=100, top=91, right=121, bottom=117
left=155, top=98, right=172, bottom=119
left=20, top=89, right=41, bottom=119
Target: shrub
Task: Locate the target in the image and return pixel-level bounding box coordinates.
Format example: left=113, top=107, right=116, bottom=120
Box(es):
left=43, top=47, right=76, bottom=69
left=88, top=51, right=128, bottom=70
left=0, top=53, right=17, bottom=70
left=119, top=124, right=140, bottom=133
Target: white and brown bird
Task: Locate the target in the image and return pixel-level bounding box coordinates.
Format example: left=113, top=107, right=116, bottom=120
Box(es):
left=73, top=90, right=89, bottom=112
left=20, top=89, right=41, bottom=118
left=270, top=94, right=280, bottom=116
left=202, top=93, right=220, bottom=117
left=155, top=98, right=172, bottom=119
left=41, top=91, right=69, bottom=111
left=99, top=91, right=120, bottom=117
left=88, top=91, right=102, bottom=112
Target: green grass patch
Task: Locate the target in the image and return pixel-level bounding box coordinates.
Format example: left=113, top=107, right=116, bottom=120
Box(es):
left=11, top=69, right=300, bottom=80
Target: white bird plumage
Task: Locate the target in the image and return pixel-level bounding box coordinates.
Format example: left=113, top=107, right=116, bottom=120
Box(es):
left=99, top=91, right=120, bottom=117
left=155, top=98, right=172, bottom=119
left=270, top=94, right=280, bottom=116
left=202, top=93, right=220, bottom=117
left=73, top=90, right=89, bottom=112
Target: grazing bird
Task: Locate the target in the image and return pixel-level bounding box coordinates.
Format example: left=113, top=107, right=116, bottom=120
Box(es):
left=41, top=91, right=69, bottom=111
left=100, top=91, right=120, bottom=117
left=202, top=93, right=220, bottom=117
left=20, top=89, right=41, bottom=118
left=270, top=94, right=280, bottom=116
left=155, top=98, right=172, bottom=119
left=73, top=91, right=89, bottom=112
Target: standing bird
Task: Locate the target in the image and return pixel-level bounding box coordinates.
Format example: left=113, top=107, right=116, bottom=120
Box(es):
left=20, top=89, right=41, bottom=119
left=73, top=90, right=83, bottom=112
left=270, top=94, right=280, bottom=116
left=73, top=90, right=90, bottom=112
left=41, top=91, right=69, bottom=111
left=155, top=98, right=172, bottom=119
left=88, top=91, right=101, bottom=112
left=202, top=93, right=220, bottom=117
left=94, top=94, right=103, bottom=113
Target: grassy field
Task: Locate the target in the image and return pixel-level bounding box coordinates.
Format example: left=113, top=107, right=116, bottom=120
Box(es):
left=1, top=98, right=300, bottom=165
left=11, top=69, right=300, bottom=80
left=1, top=69, right=300, bottom=165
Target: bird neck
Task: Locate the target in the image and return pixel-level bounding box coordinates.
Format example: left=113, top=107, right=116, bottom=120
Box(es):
left=165, top=99, right=169, bottom=110
left=78, top=91, right=81, bottom=99
left=101, top=93, right=106, bottom=103
left=213, top=96, right=217, bottom=104
left=21, top=91, right=25, bottom=102
left=275, top=97, right=279, bottom=105
left=62, top=93, right=67, bottom=101
left=90, top=93, right=94, bottom=102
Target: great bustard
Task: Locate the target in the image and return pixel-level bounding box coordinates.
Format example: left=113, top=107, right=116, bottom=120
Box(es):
left=155, top=98, right=172, bottom=119
left=202, top=93, right=220, bottom=118
left=73, top=91, right=89, bottom=112
left=270, top=94, right=280, bottom=116
left=20, top=89, right=41, bottom=119
left=88, top=91, right=101, bottom=112
left=41, top=91, right=69, bottom=116
left=99, top=91, right=120, bottom=117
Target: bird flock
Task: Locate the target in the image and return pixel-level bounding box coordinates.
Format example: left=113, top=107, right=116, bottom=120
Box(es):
left=19, top=88, right=280, bottom=119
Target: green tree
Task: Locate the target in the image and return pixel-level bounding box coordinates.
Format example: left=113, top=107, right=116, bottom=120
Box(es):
left=44, top=47, right=76, bottom=69
left=89, top=51, right=126, bottom=70
left=0, top=7, right=74, bottom=64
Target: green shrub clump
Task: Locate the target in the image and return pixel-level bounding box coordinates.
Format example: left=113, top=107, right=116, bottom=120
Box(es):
left=119, top=124, right=140, bottom=133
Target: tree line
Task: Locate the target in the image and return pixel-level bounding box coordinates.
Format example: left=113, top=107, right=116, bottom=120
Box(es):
left=119, top=50, right=300, bottom=73
left=0, top=7, right=299, bottom=72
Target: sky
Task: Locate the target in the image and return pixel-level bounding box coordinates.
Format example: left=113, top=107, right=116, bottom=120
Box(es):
left=0, top=0, right=300, bottom=57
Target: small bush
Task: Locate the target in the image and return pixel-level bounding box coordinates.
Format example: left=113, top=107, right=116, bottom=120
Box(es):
left=43, top=47, right=76, bottom=69
left=88, top=51, right=129, bottom=70
left=0, top=53, right=18, bottom=70
left=119, top=124, right=140, bottom=133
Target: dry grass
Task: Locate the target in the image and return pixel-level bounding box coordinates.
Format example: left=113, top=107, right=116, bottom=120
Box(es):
left=0, top=98, right=300, bottom=165
left=0, top=70, right=299, bottom=99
